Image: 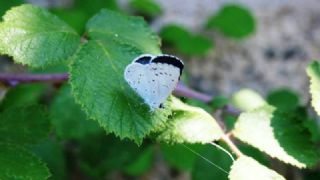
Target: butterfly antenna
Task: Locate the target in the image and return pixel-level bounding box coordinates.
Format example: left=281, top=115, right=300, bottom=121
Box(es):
left=182, top=144, right=229, bottom=175
left=210, top=142, right=235, bottom=162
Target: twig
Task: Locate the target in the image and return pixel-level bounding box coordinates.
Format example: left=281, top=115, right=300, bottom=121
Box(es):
left=221, top=134, right=243, bottom=158
left=0, top=72, right=241, bottom=116
left=0, top=73, right=68, bottom=85
left=174, top=82, right=212, bottom=103
left=0, top=72, right=243, bottom=157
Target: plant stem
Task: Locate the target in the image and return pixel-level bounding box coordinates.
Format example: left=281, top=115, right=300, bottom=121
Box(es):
left=0, top=72, right=243, bottom=157
left=0, top=73, right=68, bottom=85
left=221, top=134, right=243, bottom=158
left=0, top=72, right=241, bottom=116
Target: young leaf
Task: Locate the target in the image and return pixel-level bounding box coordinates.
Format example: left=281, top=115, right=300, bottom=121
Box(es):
left=70, top=9, right=170, bottom=144
left=0, top=105, right=50, bottom=145
left=160, top=24, right=213, bottom=56
left=233, top=105, right=320, bottom=168
left=307, top=61, right=320, bottom=116
left=50, top=85, right=102, bottom=140
left=161, top=143, right=204, bottom=171
left=229, top=156, right=285, bottom=180
left=231, top=89, right=266, bottom=111
left=0, top=143, right=50, bottom=180
left=156, top=97, right=223, bottom=144
left=0, top=4, right=80, bottom=67
left=207, top=4, right=255, bottom=38
left=86, top=9, right=161, bottom=54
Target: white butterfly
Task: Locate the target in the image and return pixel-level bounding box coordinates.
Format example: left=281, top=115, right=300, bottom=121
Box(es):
left=124, top=54, right=184, bottom=110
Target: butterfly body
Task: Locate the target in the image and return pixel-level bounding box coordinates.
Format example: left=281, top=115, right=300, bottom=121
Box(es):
left=124, top=54, right=184, bottom=110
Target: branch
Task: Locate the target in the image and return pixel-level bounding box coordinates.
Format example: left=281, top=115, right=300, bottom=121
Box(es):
left=0, top=72, right=241, bottom=115
left=0, top=73, right=68, bottom=86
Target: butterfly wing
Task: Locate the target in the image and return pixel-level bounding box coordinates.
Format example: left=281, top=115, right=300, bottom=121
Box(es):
left=124, top=62, right=150, bottom=102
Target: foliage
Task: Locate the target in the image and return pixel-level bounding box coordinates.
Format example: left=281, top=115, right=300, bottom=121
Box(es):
left=130, top=0, right=162, bottom=18
left=0, top=3, right=319, bottom=180
left=307, top=60, right=320, bottom=115
left=50, top=85, right=102, bottom=140
left=160, top=24, right=213, bottom=56
left=156, top=97, right=223, bottom=144
left=207, top=4, right=255, bottom=38
left=161, top=143, right=205, bottom=171
left=229, top=156, right=285, bottom=180
left=233, top=105, right=320, bottom=168
left=0, top=4, right=80, bottom=67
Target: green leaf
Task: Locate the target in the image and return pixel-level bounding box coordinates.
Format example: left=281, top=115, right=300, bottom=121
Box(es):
left=0, top=4, right=80, bottom=67
left=238, top=144, right=269, bottom=166
left=130, top=0, right=162, bottom=17
left=50, top=85, right=102, bottom=140
left=0, top=105, right=50, bottom=145
left=207, top=4, right=255, bottom=38
left=32, top=139, right=67, bottom=180
left=86, top=9, right=161, bottom=54
left=229, top=156, right=285, bottom=180
left=0, top=143, right=50, bottom=180
left=78, top=134, right=144, bottom=178
left=0, top=83, right=46, bottom=110
left=50, top=8, right=88, bottom=34
left=123, top=146, right=154, bottom=176
left=0, top=0, right=24, bottom=17
left=307, top=61, right=320, bottom=116
left=70, top=40, right=170, bottom=144
left=271, top=107, right=320, bottom=167
left=192, top=144, right=232, bottom=180
left=160, top=24, right=213, bottom=56
left=233, top=105, right=320, bottom=168
left=70, top=9, right=170, bottom=143
left=161, top=143, right=204, bottom=171
left=156, top=97, right=223, bottom=144
left=267, top=88, right=299, bottom=111
left=74, top=0, right=120, bottom=16
left=231, top=89, right=266, bottom=111
left=210, top=95, right=229, bottom=111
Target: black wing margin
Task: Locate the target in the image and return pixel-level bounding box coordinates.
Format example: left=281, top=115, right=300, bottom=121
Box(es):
left=151, top=54, right=184, bottom=75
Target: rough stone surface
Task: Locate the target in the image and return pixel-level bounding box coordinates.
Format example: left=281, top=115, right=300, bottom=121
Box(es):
left=151, top=0, right=320, bottom=102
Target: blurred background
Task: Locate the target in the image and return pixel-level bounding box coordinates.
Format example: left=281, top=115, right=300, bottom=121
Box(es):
left=1, top=0, right=320, bottom=179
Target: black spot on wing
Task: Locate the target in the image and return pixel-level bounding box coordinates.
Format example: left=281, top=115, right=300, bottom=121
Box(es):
left=151, top=55, right=184, bottom=75
left=134, top=55, right=152, bottom=65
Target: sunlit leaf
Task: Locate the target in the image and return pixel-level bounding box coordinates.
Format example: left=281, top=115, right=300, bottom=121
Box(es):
left=307, top=61, right=320, bottom=116
left=233, top=105, right=320, bottom=168
left=0, top=4, right=80, bottom=67
left=229, top=156, right=285, bottom=180
left=70, top=10, right=169, bottom=144
left=231, top=89, right=266, bottom=111
left=157, top=97, right=223, bottom=144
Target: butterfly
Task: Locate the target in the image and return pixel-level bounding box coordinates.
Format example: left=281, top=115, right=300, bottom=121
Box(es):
left=124, top=54, right=184, bottom=110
